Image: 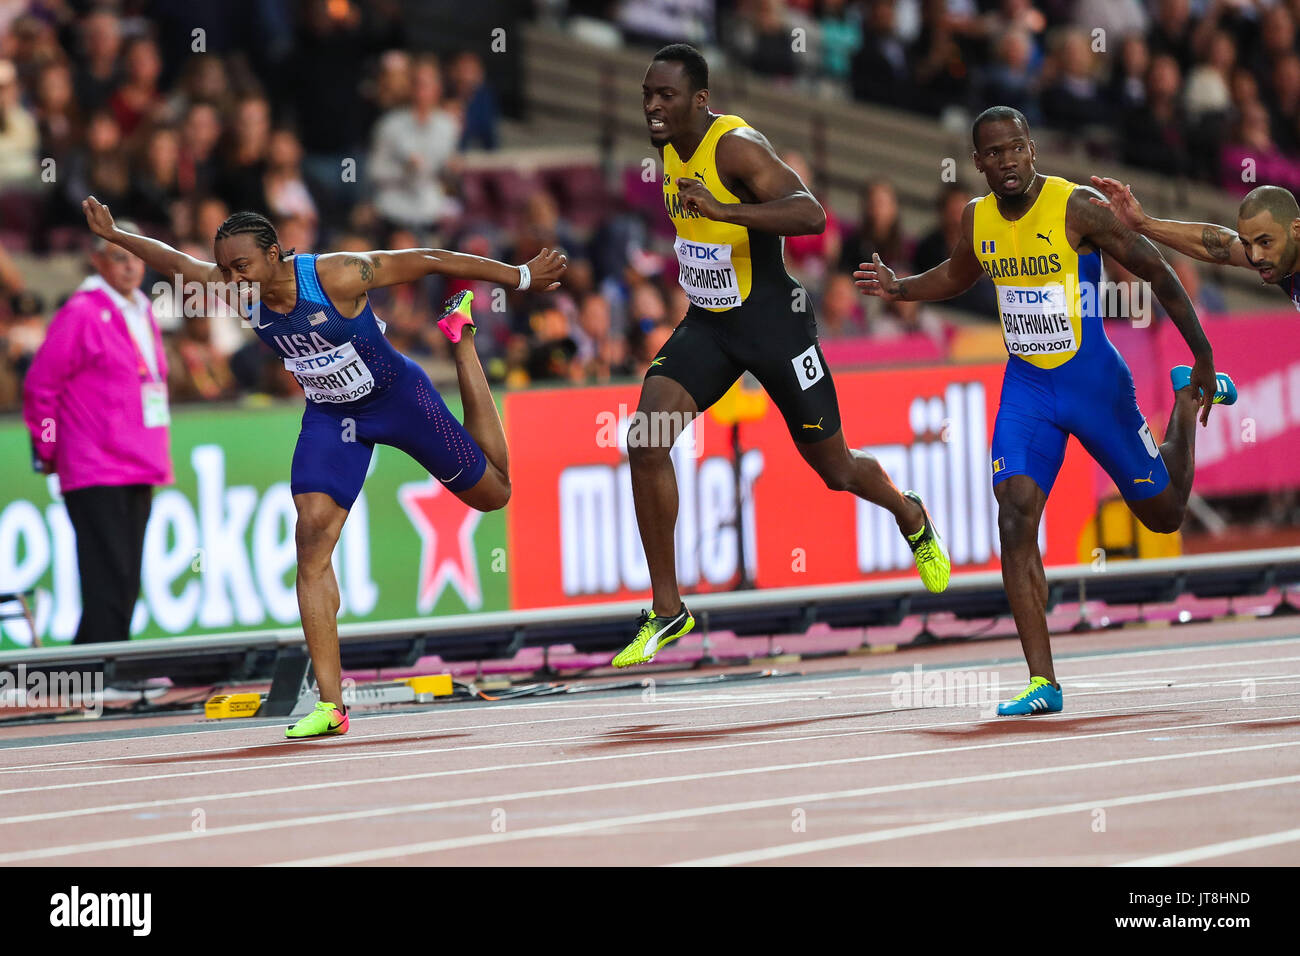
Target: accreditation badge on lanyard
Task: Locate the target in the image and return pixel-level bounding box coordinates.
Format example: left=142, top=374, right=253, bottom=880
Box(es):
left=127, top=312, right=170, bottom=428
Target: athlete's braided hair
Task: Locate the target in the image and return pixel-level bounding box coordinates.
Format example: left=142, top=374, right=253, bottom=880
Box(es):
left=214, top=211, right=294, bottom=258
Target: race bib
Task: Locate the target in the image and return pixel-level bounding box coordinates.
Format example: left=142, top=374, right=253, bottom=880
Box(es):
left=674, top=237, right=741, bottom=310
left=284, top=340, right=376, bottom=404
left=997, top=284, right=1078, bottom=359
left=141, top=381, right=170, bottom=428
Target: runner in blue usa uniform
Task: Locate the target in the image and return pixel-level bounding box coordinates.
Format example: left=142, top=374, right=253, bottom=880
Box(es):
left=1090, top=179, right=1300, bottom=312
left=83, top=197, right=566, bottom=738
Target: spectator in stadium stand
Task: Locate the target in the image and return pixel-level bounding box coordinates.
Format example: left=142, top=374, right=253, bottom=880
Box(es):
left=107, top=35, right=164, bottom=139
left=850, top=0, right=910, bottom=107
left=781, top=150, right=841, bottom=293
left=819, top=0, right=862, bottom=85
left=163, top=54, right=234, bottom=127
left=292, top=0, right=398, bottom=213
left=33, top=61, right=80, bottom=167
left=1181, top=29, right=1233, bottom=125
left=1267, top=54, right=1300, bottom=155
left=1041, top=28, right=1105, bottom=132
left=747, top=0, right=797, bottom=80
left=22, top=221, right=173, bottom=645
left=263, top=128, right=319, bottom=228
left=73, top=9, right=122, bottom=115
left=1146, top=0, right=1197, bottom=74
left=1219, top=101, right=1300, bottom=197
left=368, top=54, right=461, bottom=232
left=908, top=0, right=972, bottom=117
left=509, top=189, right=584, bottom=275
left=0, top=58, right=38, bottom=188
left=166, top=310, right=236, bottom=402
left=129, top=126, right=182, bottom=229
left=368, top=50, right=412, bottom=117
left=193, top=196, right=230, bottom=247
left=1075, top=0, right=1148, bottom=44
left=572, top=291, right=618, bottom=383
left=217, top=96, right=272, bottom=215
left=60, top=111, right=129, bottom=222
left=1121, top=55, right=1191, bottom=177
left=450, top=51, right=499, bottom=151
left=839, top=179, right=910, bottom=276
left=913, top=183, right=997, bottom=319
left=1252, top=4, right=1298, bottom=94
left=176, top=101, right=223, bottom=197
left=818, top=273, right=869, bottom=338
left=978, top=28, right=1042, bottom=126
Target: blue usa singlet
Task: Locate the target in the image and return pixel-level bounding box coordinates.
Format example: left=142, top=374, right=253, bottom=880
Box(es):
left=251, top=254, right=487, bottom=508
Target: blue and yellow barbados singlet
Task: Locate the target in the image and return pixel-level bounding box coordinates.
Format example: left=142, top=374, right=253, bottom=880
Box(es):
left=976, top=175, right=1170, bottom=501
left=662, top=114, right=791, bottom=312
left=973, top=175, right=1102, bottom=369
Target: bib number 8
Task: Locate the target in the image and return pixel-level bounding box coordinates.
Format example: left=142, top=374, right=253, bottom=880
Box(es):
left=791, top=344, right=825, bottom=391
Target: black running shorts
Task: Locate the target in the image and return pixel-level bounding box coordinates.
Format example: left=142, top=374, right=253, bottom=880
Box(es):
left=644, top=293, right=842, bottom=443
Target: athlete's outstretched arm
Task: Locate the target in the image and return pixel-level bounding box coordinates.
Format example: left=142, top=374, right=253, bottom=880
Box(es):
left=82, top=196, right=220, bottom=284
left=678, top=127, right=825, bottom=236
left=853, top=199, right=984, bottom=301
left=1088, top=177, right=1253, bottom=269
left=317, top=247, right=567, bottom=311
left=1071, top=187, right=1217, bottom=424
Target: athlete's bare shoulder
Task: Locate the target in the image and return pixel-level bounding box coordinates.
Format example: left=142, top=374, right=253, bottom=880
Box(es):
left=313, top=250, right=378, bottom=317
left=715, top=125, right=778, bottom=168
left=1065, top=183, right=1120, bottom=251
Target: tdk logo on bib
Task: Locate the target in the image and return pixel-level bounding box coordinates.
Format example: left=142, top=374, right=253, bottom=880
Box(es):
left=1005, top=288, right=1056, bottom=306
left=292, top=351, right=346, bottom=371
left=679, top=242, right=721, bottom=261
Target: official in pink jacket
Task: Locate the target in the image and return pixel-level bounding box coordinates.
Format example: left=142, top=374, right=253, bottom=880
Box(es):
left=23, top=224, right=173, bottom=644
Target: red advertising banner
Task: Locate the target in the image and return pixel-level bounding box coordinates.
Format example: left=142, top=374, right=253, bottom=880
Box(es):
left=504, top=364, right=1097, bottom=609
left=1116, top=313, right=1300, bottom=496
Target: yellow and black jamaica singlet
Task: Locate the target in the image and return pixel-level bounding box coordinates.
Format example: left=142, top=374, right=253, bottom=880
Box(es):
left=649, top=113, right=841, bottom=443
left=661, top=113, right=794, bottom=311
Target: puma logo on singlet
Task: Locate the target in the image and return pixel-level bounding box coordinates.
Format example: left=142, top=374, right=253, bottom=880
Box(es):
left=1036, top=230, right=1053, bottom=246
left=802, top=417, right=825, bottom=431
left=1133, top=471, right=1155, bottom=485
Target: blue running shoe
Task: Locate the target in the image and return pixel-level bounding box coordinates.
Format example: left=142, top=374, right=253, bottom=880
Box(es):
left=997, top=676, right=1063, bottom=716
left=1170, top=365, right=1238, bottom=405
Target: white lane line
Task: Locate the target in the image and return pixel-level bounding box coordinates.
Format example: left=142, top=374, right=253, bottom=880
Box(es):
left=4, top=689, right=1292, bottom=824
left=668, top=773, right=1300, bottom=867
left=4, top=673, right=1297, bottom=800
left=5, top=648, right=1297, bottom=776
left=5, top=713, right=1297, bottom=863
left=1, top=633, right=1295, bottom=761
left=1114, top=827, right=1300, bottom=866
left=275, top=753, right=1300, bottom=868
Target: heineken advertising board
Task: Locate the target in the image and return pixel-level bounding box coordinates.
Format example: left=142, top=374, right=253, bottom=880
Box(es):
left=0, top=400, right=507, bottom=649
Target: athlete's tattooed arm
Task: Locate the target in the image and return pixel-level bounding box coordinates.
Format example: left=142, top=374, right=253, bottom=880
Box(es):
left=1087, top=177, right=1253, bottom=269
left=853, top=199, right=984, bottom=301
left=689, top=127, right=826, bottom=236
left=317, top=248, right=567, bottom=311
left=1071, top=187, right=1218, bottom=423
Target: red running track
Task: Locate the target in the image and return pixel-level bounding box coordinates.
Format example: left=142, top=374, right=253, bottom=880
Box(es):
left=1, top=617, right=1298, bottom=866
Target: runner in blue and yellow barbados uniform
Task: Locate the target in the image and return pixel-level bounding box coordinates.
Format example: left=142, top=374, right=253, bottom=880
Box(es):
left=855, top=107, right=1239, bottom=716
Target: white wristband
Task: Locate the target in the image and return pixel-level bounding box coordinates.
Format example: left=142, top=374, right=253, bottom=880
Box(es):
left=516, top=263, right=531, bottom=291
